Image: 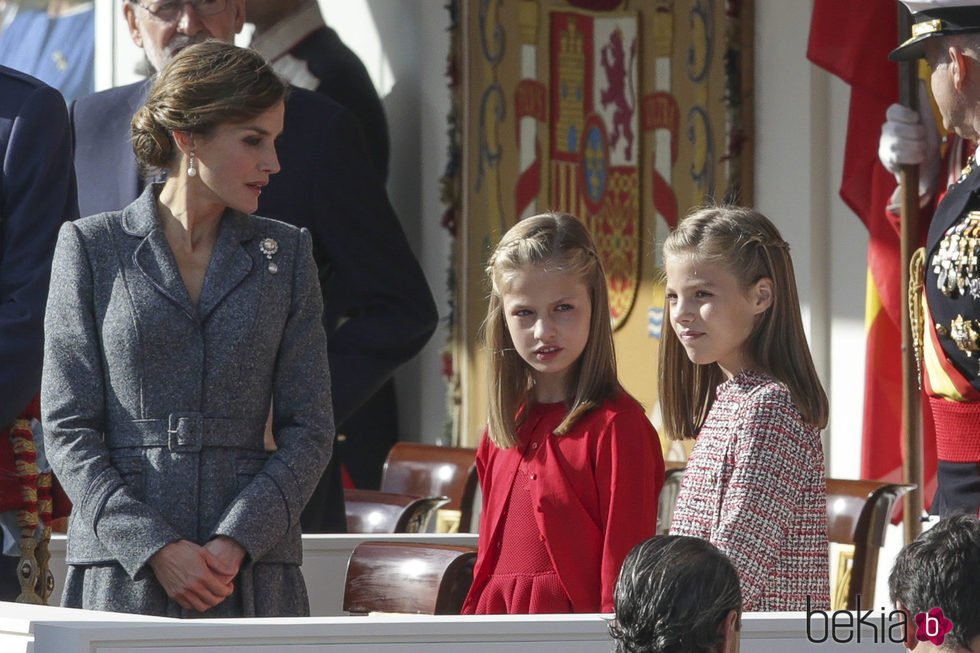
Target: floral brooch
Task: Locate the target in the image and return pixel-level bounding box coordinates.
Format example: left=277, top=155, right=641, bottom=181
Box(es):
left=259, top=237, right=279, bottom=274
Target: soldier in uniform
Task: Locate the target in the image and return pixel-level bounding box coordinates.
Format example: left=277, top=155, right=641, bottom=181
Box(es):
left=0, top=65, right=77, bottom=601
left=891, top=0, right=980, bottom=516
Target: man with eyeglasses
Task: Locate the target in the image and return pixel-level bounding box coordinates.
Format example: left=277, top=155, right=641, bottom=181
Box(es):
left=123, top=0, right=233, bottom=75
left=68, top=0, right=438, bottom=535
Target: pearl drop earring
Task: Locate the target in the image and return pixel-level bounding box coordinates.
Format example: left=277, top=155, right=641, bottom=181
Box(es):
left=187, top=151, right=197, bottom=177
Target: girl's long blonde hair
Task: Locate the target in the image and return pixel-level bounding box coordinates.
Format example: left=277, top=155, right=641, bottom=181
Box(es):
left=659, top=206, right=829, bottom=440
left=483, top=213, right=619, bottom=448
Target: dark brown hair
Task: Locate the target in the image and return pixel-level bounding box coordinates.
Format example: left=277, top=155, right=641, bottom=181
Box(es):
left=611, top=535, right=742, bottom=653
left=131, top=40, right=288, bottom=173
left=889, top=514, right=980, bottom=650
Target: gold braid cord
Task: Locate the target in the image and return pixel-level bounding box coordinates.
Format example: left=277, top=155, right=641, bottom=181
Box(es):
left=909, top=247, right=927, bottom=390
left=36, top=471, right=54, bottom=603
left=8, top=417, right=47, bottom=604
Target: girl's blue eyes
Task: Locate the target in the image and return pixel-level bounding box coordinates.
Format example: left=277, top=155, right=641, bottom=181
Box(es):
left=512, top=305, right=574, bottom=317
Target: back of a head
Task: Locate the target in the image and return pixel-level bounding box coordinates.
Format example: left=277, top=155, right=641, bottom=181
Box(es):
left=130, top=40, right=288, bottom=174
left=889, top=514, right=980, bottom=650
left=611, top=535, right=741, bottom=653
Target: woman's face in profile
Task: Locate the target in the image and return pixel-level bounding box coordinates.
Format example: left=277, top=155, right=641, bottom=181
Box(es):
left=193, top=100, right=285, bottom=215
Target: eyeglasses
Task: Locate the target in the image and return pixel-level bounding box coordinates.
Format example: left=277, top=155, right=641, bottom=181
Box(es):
left=133, top=0, right=228, bottom=22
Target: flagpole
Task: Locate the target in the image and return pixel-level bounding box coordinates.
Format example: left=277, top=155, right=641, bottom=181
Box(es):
left=897, top=6, right=923, bottom=543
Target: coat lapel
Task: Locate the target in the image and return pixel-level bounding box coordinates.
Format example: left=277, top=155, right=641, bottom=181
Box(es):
left=125, top=185, right=197, bottom=322
left=197, top=211, right=254, bottom=321
left=123, top=185, right=256, bottom=323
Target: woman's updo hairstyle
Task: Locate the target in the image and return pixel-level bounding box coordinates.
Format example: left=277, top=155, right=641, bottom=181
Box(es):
left=131, top=40, right=288, bottom=174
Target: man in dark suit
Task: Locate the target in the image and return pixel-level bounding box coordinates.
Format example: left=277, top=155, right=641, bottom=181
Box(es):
left=0, top=65, right=77, bottom=600
left=247, top=0, right=389, bottom=180
left=248, top=0, right=403, bottom=491
left=70, top=0, right=438, bottom=532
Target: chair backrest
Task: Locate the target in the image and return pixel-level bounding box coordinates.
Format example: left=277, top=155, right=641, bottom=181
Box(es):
left=380, top=442, right=479, bottom=532
left=825, top=478, right=915, bottom=609
left=656, top=462, right=687, bottom=535
left=344, top=488, right=449, bottom=533
left=343, top=541, right=478, bottom=615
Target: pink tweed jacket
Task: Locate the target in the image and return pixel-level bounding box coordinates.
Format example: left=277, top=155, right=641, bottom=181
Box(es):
left=669, top=370, right=830, bottom=611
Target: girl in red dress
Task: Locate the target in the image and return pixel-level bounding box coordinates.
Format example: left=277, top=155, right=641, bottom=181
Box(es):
left=661, top=206, right=830, bottom=611
left=461, top=212, right=664, bottom=615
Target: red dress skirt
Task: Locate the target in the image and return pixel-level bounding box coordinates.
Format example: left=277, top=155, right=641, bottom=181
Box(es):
left=467, top=455, right=572, bottom=614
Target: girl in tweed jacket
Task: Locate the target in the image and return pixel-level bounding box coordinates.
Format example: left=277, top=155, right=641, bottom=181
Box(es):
left=661, top=206, right=830, bottom=612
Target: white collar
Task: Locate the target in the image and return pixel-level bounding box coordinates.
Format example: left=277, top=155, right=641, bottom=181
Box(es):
left=250, top=0, right=326, bottom=64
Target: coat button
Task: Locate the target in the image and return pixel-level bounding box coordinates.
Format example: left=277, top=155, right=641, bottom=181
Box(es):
left=530, top=442, right=538, bottom=449
left=529, top=473, right=537, bottom=480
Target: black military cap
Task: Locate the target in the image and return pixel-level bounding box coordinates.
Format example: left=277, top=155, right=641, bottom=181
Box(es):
left=889, top=1, right=980, bottom=61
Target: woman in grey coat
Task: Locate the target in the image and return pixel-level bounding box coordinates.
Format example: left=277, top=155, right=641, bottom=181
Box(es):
left=41, top=41, right=333, bottom=618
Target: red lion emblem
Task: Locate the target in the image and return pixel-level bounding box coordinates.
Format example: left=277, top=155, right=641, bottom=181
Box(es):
left=599, top=27, right=637, bottom=160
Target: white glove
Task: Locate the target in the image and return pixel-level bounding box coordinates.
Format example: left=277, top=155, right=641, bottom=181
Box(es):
left=878, top=81, right=942, bottom=199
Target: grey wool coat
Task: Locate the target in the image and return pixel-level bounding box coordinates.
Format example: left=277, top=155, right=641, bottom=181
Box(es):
left=41, top=184, right=333, bottom=618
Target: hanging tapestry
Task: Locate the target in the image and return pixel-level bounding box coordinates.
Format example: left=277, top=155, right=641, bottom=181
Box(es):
left=443, top=0, right=753, bottom=444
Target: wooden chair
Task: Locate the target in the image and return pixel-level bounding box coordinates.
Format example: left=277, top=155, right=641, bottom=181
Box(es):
left=344, top=488, right=449, bottom=534
left=825, top=478, right=916, bottom=609
left=343, top=541, right=478, bottom=615
left=656, top=462, right=686, bottom=535
left=380, top=442, right=479, bottom=532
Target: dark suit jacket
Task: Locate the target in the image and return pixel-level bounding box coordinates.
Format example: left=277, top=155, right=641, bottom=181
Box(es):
left=291, top=25, right=391, bottom=181
left=0, top=66, right=77, bottom=430
left=70, top=81, right=437, bottom=428
left=0, top=65, right=77, bottom=570
left=274, top=22, right=397, bottom=490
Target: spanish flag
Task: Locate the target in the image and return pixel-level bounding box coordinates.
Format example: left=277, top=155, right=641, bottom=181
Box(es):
left=807, top=0, right=937, bottom=511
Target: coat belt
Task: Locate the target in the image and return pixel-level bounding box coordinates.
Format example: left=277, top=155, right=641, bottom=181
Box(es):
left=108, top=412, right=264, bottom=453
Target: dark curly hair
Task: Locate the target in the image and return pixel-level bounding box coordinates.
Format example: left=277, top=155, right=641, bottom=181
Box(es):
left=610, top=535, right=741, bottom=653
left=889, top=513, right=980, bottom=650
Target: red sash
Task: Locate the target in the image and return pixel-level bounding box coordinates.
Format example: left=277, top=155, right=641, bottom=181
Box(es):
left=923, top=302, right=980, bottom=462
